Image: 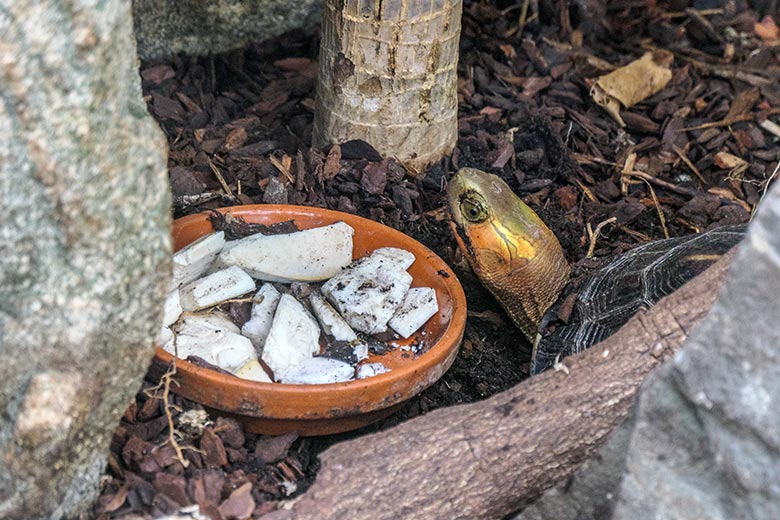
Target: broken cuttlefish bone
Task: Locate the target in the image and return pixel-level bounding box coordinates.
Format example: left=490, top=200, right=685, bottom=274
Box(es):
left=321, top=250, right=413, bottom=334
left=388, top=287, right=439, bottom=339
left=217, top=221, right=354, bottom=282
left=169, top=312, right=256, bottom=373
left=279, top=357, right=355, bottom=384
left=162, top=289, right=183, bottom=327
left=179, top=266, right=256, bottom=311
left=371, top=247, right=416, bottom=270
left=356, top=363, right=390, bottom=379
left=261, top=294, right=322, bottom=379
left=241, top=283, right=282, bottom=350
left=171, top=231, right=226, bottom=289
left=234, top=358, right=273, bottom=383
left=309, top=292, right=359, bottom=342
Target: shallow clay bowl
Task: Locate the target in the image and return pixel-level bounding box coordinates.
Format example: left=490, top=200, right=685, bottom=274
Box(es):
left=150, top=205, right=467, bottom=436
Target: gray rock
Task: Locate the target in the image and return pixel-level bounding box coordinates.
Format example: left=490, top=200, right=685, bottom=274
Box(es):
left=612, top=182, right=780, bottom=520
left=132, top=0, right=322, bottom=60
left=0, top=1, right=170, bottom=518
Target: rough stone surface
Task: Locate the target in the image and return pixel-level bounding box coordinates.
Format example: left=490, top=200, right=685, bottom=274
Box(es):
left=132, top=0, right=322, bottom=60
left=0, top=1, right=170, bottom=518
left=612, top=182, right=780, bottom=520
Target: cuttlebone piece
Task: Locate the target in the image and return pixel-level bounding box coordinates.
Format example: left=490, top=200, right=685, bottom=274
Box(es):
left=217, top=222, right=354, bottom=282
left=353, top=343, right=369, bottom=362
left=262, top=294, right=322, bottom=379
left=171, top=312, right=253, bottom=369
left=171, top=231, right=226, bottom=289
left=356, top=363, right=390, bottom=379
left=179, top=266, right=256, bottom=312
left=279, top=357, right=355, bottom=384
left=321, top=252, right=413, bottom=334
left=162, top=289, right=182, bottom=327
left=159, top=326, right=174, bottom=352
left=206, top=239, right=239, bottom=274
left=372, top=247, right=416, bottom=270
left=309, top=292, right=358, bottom=342
left=241, top=283, right=282, bottom=350
left=213, top=339, right=258, bottom=373
left=234, top=358, right=273, bottom=383
left=388, top=287, right=439, bottom=338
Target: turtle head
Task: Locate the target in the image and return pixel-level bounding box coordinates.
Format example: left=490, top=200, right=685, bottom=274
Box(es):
left=447, top=167, right=570, bottom=341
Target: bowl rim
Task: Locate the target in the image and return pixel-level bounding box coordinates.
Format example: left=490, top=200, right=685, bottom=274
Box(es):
left=156, top=204, right=467, bottom=419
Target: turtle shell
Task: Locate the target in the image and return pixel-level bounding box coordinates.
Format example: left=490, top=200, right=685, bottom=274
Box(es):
left=531, top=224, right=746, bottom=374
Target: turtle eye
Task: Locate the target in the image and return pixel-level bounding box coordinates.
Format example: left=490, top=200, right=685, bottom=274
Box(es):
left=460, top=197, right=488, bottom=223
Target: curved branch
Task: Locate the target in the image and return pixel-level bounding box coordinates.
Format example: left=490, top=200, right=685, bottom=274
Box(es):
left=266, top=251, right=735, bottom=520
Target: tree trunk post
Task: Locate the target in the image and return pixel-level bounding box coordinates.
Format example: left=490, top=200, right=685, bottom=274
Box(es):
left=0, top=1, right=170, bottom=517
left=313, top=0, right=462, bottom=175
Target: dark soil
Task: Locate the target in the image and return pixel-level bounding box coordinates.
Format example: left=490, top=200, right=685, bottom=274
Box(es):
left=95, top=1, right=779, bottom=517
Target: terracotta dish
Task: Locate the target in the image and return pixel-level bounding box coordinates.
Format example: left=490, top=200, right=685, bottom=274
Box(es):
left=150, top=205, right=467, bottom=436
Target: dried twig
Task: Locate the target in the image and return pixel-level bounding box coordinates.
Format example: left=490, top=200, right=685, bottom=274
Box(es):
left=672, top=144, right=707, bottom=186
left=637, top=177, right=670, bottom=239
left=145, top=362, right=189, bottom=468
left=658, top=8, right=723, bottom=18
left=517, top=0, right=531, bottom=37
left=586, top=217, right=617, bottom=258
left=752, top=160, right=780, bottom=221
left=270, top=154, right=295, bottom=184
left=759, top=119, right=780, bottom=140
left=208, top=157, right=235, bottom=198
left=623, top=170, right=699, bottom=197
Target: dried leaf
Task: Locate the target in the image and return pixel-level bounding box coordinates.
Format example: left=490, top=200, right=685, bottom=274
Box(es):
left=322, top=144, right=342, bottom=181
left=723, top=88, right=760, bottom=125
left=754, top=15, right=780, bottom=44
left=222, top=127, right=248, bottom=151
left=714, top=152, right=747, bottom=170
left=590, top=51, right=673, bottom=126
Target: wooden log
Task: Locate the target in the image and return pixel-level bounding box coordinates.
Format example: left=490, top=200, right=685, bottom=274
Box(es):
left=266, top=251, right=735, bottom=519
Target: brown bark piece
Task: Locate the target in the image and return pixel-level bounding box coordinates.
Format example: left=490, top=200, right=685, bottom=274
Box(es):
left=219, top=482, right=255, bottom=520
left=201, top=427, right=229, bottom=468
left=270, top=253, right=734, bottom=519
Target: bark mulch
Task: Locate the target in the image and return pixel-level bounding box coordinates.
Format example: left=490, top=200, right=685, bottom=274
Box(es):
left=95, top=1, right=780, bottom=517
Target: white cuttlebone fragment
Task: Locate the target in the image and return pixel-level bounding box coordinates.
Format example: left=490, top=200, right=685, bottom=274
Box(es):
left=234, top=358, right=273, bottom=383
left=170, top=312, right=241, bottom=360
left=309, top=292, right=358, bottom=342
left=162, top=289, right=182, bottom=327
left=217, top=222, right=354, bottom=282
left=356, top=363, right=390, bottom=379
left=179, top=266, right=256, bottom=311
left=321, top=253, right=412, bottom=334
left=241, top=283, right=282, bottom=350
left=213, top=338, right=257, bottom=373
left=261, top=294, right=322, bottom=379
left=159, top=327, right=175, bottom=353
left=353, top=343, right=369, bottom=362
left=206, top=239, right=239, bottom=274
left=178, top=312, right=240, bottom=335
left=371, top=247, right=416, bottom=270
left=388, top=287, right=439, bottom=339
left=279, top=357, right=355, bottom=384
left=171, top=231, right=226, bottom=289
